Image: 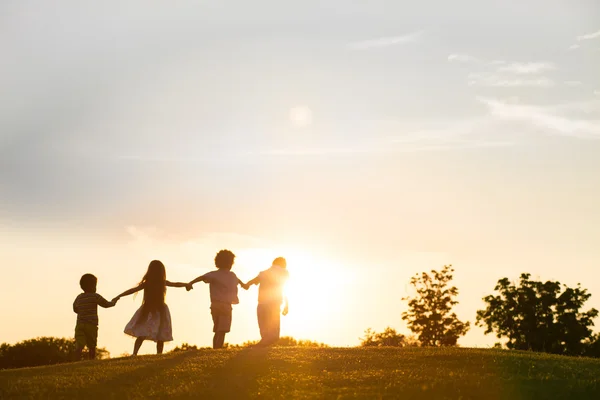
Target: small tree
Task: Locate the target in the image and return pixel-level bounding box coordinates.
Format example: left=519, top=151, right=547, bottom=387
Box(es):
left=360, top=327, right=407, bottom=347
left=402, top=265, right=470, bottom=346
left=476, top=273, right=598, bottom=355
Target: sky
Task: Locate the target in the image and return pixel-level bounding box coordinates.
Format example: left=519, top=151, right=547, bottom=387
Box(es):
left=1, top=0, right=600, bottom=356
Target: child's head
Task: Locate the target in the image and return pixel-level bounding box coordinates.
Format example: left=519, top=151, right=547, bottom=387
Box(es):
left=143, top=260, right=167, bottom=283
left=215, top=250, right=235, bottom=270
left=80, top=274, right=97, bottom=293
left=140, top=260, right=167, bottom=313
left=272, top=257, right=287, bottom=268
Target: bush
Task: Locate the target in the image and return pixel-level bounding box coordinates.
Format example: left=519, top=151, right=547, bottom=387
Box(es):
left=0, top=337, right=109, bottom=369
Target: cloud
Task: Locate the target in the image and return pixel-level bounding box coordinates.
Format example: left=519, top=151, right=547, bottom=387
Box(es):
left=478, top=97, right=600, bottom=139
left=468, top=73, right=554, bottom=87
left=497, top=62, right=555, bottom=74
left=451, top=55, right=557, bottom=87
left=564, top=80, right=582, bottom=86
left=577, top=29, right=600, bottom=41
left=447, top=54, right=480, bottom=63
left=569, top=44, right=581, bottom=50
left=346, top=31, right=423, bottom=50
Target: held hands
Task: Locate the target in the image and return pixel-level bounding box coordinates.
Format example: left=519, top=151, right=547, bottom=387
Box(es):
left=111, top=297, right=120, bottom=305
left=185, top=283, right=194, bottom=292
left=241, top=282, right=250, bottom=290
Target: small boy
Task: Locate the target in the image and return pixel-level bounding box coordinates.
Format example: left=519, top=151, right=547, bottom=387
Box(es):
left=245, top=257, right=289, bottom=347
left=188, top=249, right=246, bottom=349
left=73, top=274, right=118, bottom=360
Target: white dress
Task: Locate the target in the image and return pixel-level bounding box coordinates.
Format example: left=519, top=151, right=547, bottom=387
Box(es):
left=124, top=303, right=173, bottom=342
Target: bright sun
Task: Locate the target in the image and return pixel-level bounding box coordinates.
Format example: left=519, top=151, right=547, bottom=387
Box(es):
left=289, top=105, right=313, bottom=127
left=236, top=247, right=352, bottom=341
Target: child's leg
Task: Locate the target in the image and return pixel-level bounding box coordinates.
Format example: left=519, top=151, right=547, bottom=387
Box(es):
left=157, top=341, right=164, bottom=354
left=213, top=332, right=226, bottom=349
left=133, top=337, right=145, bottom=355
left=74, top=345, right=84, bottom=361
left=89, top=347, right=96, bottom=360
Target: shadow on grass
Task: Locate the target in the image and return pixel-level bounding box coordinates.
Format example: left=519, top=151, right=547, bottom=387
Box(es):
left=187, top=347, right=295, bottom=399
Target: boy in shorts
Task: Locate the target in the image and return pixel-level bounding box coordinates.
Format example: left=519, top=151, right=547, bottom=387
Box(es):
left=73, top=274, right=118, bottom=359
left=245, top=257, right=289, bottom=346
left=188, top=250, right=246, bottom=349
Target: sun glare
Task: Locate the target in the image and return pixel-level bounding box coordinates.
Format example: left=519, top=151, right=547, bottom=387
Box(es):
left=236, top=247, right=353, bottom=341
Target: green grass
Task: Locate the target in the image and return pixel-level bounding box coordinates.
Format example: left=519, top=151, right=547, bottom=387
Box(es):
left=1, top=347, right=600, bottom=399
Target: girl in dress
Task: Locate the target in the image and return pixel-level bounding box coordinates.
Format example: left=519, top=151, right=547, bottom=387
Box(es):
left=115, top=260, right=191, bottom=355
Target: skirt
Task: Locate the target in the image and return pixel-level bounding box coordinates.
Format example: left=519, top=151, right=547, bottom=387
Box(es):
left=124, top=303, right=173, bottom=342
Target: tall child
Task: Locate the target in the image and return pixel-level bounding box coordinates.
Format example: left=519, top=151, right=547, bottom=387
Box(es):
left=73, top=273, right=118, bottom=360
left=115, top=260, right=191, bottom=355
left=245, top=257, right=289, bottom=346
left=188, top=250, right=246, bottom=349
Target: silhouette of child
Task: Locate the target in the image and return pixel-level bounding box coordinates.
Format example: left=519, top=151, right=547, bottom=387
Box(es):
left=115, top=260, right=192, bottom=355
left=188, top=250, right=246, bottom=349
left=73, top=274, right=118, bottom=360
left=245, top=257, right=289, bottom=347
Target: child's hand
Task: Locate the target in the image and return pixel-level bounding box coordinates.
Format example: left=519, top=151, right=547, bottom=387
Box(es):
left=241, top=283, right=249, bottom=290
left=185, top=283, right=193, bottom=291
left=282, top=305, right=288, bottom=316
left=112, top=297, right=120, bottom=303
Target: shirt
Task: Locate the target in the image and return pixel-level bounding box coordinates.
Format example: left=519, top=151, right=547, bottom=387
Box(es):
left=202, top=269, right=240, bottom=305
left=257, top=266, right=289, bottom=305
left=73, top=293, right=113, bottom=325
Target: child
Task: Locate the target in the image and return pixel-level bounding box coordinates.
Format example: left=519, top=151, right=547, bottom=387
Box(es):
left=73, top=274, right=118, bottom=360
left=115, top=260, right=191, bottom=355
left=188, top=249, right=246, bottom=349
left=245, top=257, right=289, bottom=347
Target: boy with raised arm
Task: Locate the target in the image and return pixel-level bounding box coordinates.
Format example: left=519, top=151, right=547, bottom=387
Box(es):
left=187, top=250, right=246, bottom=349
left=245, top=257, right=289, bottom=347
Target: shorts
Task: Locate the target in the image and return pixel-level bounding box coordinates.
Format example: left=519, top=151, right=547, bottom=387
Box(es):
left=257, top=303, right=281, bottom=343
left=211, top=302, right=233, bottom=333
left=75, top=322, right=98, bottom=349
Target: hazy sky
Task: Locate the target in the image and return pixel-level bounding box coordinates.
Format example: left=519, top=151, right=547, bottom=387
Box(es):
left=2, top=1, right=600, bottom=355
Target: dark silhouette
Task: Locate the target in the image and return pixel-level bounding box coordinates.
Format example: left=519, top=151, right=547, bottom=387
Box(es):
left=402, top=265, right=470, bottom=346
left=476, top=273, right=599, bottom=355
left=115, top=260, right=191, bottom=355
left=72, top=274, right=118, bottom=360
left=245, top=257, right=289, bottom=347
left=188, top=250, right=246, bottom=349
left=0, top=337, right=109, bottom=369
left=360, top=327, right=418, bottom=347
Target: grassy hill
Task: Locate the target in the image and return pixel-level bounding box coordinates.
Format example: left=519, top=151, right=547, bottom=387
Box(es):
left=1, top=347, right=600, bottom=399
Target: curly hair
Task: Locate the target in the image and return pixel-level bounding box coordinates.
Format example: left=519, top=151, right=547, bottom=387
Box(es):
left=215, top=250, right=235, bottom=270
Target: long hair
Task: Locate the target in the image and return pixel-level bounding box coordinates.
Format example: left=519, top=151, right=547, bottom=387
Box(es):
left=138, top=260, right=167, bottom=321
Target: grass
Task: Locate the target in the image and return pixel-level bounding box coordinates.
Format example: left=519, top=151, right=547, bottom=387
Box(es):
left=1, top=347, right=600, bottom=399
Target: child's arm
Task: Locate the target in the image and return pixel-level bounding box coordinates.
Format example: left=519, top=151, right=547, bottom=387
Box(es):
left=188, top=274, right=209, bottom=286
left=97, top=294, right=118, bottom=308
left=73, top=299, right=79, bottom=314
left=238, top=278, right=249, bottom=290
left=115, top=284, right=144, bottom=300
left=246, top=275, right=260, bottom=287
left=282, top=296, right=289, bottom=316
left=167, top=281, right=194, bottom=291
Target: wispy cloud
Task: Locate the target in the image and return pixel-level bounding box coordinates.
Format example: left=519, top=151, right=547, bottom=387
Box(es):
left=468, top=73, right=554, bottom=87
left=478, top=97, right=600, bottom=139
left=451, top=54, right=556, bottom=88
left=497, top=62, right=555, bottom=74
left=569, top=44, right=581, bottom=50
left=577, top=29, right=600, bottom=41
left=564, top=80, right=582, bottom=86
left=447, top=53, right=481, bottom=63
left=346, top=31, right=423, bottom=50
